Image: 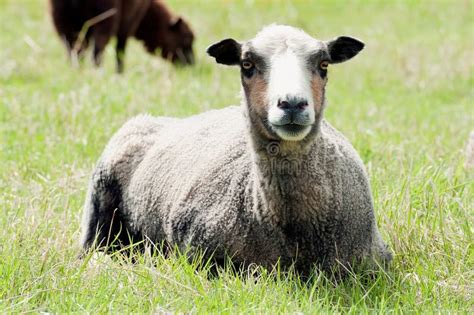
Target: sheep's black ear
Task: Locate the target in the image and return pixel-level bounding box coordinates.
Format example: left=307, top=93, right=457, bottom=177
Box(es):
left=169, top=17, right=183, bottom=32
left=326, top=36, right=365, bottom=64
left=207, top=38, right=241, bottom=66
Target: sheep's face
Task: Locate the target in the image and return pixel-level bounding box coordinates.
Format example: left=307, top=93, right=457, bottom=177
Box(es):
left=208, top=25, right=364, bottom=142
left=160, top=18, right=195, bottom=65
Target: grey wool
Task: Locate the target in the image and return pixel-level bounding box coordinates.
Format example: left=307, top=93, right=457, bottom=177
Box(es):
left=82, top=25, right=392, bottom=275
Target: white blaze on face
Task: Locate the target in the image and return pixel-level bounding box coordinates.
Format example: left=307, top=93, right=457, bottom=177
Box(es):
left=267, top=48, right=315, bottom=141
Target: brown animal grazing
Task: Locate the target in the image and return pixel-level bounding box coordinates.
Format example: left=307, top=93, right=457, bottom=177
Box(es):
left=49, top=0, right=195, bottom=72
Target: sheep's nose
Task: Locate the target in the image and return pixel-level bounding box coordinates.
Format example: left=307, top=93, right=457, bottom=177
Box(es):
left=277, top=97, right=308, bottom=113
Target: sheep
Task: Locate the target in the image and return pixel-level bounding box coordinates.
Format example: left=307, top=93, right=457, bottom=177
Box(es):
left=82, top=25, right=392, bottom=276
left=49, top=0, right=195, bottom=72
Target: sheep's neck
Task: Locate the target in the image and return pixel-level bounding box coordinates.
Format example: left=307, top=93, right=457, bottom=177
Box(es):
left=242, top=97, right=325, bottom=226
left=250, top=140, right=317, bottom=227
left=135, top=1, right=173, bottom=49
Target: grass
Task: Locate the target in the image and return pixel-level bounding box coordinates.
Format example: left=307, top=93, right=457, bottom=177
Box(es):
left=0, top=0, right=473, bottom=312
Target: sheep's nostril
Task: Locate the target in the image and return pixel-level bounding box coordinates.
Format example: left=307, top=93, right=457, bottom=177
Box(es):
left=277, top=98, right=308, bottom=112
left=277, top=100, right=291, bottom=110
left=297, top=101, right=308, bottom=110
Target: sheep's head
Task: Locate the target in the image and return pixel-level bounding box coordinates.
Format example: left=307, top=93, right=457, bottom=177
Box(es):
left=207, top=25, right=364, bottom=142
left=140, top=16, right=195, bottom=65
left=161, top=17, right=195, bottom=65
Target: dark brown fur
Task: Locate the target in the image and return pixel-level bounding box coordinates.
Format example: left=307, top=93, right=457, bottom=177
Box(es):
left=49, top=0, right=194, bottom=72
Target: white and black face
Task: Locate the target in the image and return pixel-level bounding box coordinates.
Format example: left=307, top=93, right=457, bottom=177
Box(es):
left=207, top=25, right=364, bottom=142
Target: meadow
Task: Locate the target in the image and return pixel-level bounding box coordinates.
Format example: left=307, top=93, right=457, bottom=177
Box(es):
left=0, top=0, right=473, bottom=313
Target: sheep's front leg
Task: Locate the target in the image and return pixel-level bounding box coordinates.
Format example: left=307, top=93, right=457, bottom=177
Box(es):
left=115, top=35, right=128, bottom=73
left=92, top=31, right=111, bottom=67
left=91, top=17, right=116, bottom=67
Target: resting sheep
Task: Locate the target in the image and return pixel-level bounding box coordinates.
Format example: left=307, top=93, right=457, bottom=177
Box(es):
left=82, top=25, right=392, bottom=275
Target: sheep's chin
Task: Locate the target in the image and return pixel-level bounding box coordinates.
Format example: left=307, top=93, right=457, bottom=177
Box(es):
left=273, top=125, right=312, bottom=141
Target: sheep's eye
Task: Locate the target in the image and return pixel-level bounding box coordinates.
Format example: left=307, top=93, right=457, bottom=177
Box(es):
left=320, top=61, right=329, bottom=70
left=242, top=61, right=254, bottom=70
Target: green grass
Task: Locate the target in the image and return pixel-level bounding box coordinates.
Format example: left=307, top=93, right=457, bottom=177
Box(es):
left=1, top=0, right=473, bottom=312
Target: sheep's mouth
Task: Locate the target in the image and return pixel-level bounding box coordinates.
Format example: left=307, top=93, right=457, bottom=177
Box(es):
left=274, top=123, right=309, bottom=133
left=270, top=123, right=312, bottom=141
